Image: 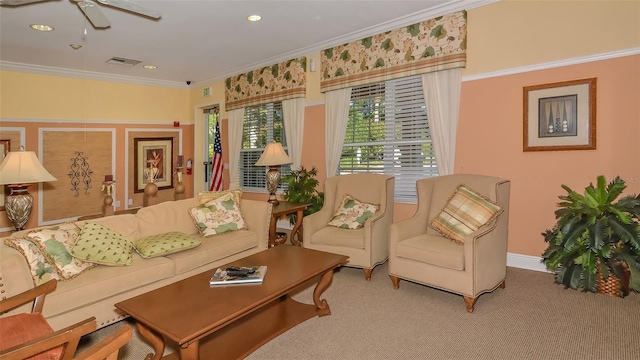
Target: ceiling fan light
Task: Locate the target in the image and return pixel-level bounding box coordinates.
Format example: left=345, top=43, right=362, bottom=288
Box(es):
left=143, top=65, right=157, bottom=70
left=246, top=15, right=261, bottom=22
left=30, top=24, right=54, bottom=32
left=70, top=44, right=82, bottom=50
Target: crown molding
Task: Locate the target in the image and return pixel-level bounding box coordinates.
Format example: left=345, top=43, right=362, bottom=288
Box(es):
left=462, top=47, right=640, bottom=82
left=0, top=61, right=188, bottom=89
left=194, top=0, right=499, bottom=86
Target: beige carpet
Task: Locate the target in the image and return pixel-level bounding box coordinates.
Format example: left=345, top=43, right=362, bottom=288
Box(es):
left=79, top=263, right=640, bottom=360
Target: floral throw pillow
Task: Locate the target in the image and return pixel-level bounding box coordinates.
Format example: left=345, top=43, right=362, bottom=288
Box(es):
left=189, top=191, right=247, bottom=237
left=4, top=238, right=60, bottom=286
left=70, top=222, right=133, bottom=266
left=197, top=189, right=243, bottom=205
left=429, top=184, right=503, bottom=244
left=26, top=223, right=96, bottom=280
left=327, top=194, right=379, bottom=230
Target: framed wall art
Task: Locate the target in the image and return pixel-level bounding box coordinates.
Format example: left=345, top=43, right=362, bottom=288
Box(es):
left=0, top=139, right=9, bottom=210
left=134, top=137, right=174, bottom=193
left=523, top=78, right=596, bottom=152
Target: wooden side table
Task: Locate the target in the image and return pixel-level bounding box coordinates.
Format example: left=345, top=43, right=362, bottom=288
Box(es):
left=269, top=201, right=309, bottom=247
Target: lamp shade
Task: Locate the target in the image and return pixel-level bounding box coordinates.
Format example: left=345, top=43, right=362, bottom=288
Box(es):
left=255, top=142, right=292, bottom=166
left=0, top=150, right=57, bottom=185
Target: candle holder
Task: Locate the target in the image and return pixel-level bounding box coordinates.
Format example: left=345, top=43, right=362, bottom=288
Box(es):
left=101, top=180, right=115, bottom=216
left=174, top=167, right=185, bottom=200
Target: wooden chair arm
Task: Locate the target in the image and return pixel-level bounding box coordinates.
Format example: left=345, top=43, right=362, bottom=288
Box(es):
left=0, top=317, right=96, bottom=360
left=74, top=324, right=132, bottom=360
left=0, top=279, right=57, bottom=314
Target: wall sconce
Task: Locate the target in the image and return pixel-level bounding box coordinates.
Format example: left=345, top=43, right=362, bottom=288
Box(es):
left=0, top=147, right=57, bottom=230
left=255, top=142, right=292, bottom=205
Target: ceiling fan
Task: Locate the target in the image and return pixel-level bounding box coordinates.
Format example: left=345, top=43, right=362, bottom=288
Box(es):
left=0, top=0, right=161, bottom=28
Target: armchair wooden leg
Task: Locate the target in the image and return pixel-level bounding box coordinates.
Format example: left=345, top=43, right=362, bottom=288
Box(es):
left=499, top=280, right=506, bottom=289
left=389, top=275, right=400, bottom=289
left=463, top=296, right=477, bottom=313
left=363, top=268, right=373, bottom=281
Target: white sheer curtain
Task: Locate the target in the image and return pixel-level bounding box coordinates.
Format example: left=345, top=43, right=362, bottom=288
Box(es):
left=282, top=97, right=305, bottom=171
left=422, top=68, right=462, bottom=176
left=227, top=108, right=245, bottom=189
left=324, top=87, right=352, bottom=178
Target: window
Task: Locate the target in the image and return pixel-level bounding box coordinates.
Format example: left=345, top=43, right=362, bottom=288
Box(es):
left=339, top=75, right=437, bottom=203
left=240, top=101, right=290, bottom=191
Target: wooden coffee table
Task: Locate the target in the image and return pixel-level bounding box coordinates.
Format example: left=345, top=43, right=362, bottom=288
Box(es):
left=115, top=245, right=348, bottom=360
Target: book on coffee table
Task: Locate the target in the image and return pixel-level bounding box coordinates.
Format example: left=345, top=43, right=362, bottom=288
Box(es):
left=209, top=266, right=267, bottom=285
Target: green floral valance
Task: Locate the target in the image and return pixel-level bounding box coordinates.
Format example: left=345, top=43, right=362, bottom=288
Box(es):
left=320, top=11, right=466, bottom=93
left=225, top=57, right=307, bottom=110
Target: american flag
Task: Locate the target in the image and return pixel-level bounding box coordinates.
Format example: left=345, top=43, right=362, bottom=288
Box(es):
left=209, top=119, right=223, bottom=191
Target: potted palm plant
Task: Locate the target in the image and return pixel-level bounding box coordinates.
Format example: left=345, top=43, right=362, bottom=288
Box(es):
left=280, top=166, right=324, bottom=225
left=541, top=176, right=640, bottom=297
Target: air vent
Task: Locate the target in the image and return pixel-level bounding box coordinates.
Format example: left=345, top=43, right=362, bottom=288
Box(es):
left=106, top=57, right=141, bottom=67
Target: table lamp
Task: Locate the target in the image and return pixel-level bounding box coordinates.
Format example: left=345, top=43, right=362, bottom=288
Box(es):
left=0, top=148, right=57, bottom=230
left=255, top=142, right=292, bottom=205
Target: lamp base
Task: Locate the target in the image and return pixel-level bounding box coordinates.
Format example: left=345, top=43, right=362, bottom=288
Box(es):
left=266, top=166, right=281, bottom=205
left=5, top=185, right=33, bottom=231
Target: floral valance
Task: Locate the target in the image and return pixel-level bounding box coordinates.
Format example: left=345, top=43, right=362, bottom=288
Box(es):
left=320, top=11, right=466, bottom=93
left=225, top=57, right=307, bottom=110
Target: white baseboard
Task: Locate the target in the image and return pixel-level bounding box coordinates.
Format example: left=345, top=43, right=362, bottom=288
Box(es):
left=507, top=252, right=549, bottom=273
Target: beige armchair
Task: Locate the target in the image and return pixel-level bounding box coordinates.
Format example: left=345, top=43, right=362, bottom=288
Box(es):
left=303, top=174, right=395, bottom=280
left=388, top=174, right=510, bottom=312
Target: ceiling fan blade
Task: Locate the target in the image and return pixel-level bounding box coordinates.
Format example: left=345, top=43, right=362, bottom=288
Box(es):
left=0, top=0, right=55, bottom=5
left=96, top=0, right=161, bottom=19
left=77, top=0, right=111, bottom=28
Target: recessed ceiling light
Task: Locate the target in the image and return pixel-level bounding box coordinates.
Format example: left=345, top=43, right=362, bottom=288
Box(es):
left=30, top=24, right=54, bottom=32
left=70, top=44, right=82, bottom=50
left=246, top=15, right=261, bottom=22
left=144, top=65, right=157, bottom=70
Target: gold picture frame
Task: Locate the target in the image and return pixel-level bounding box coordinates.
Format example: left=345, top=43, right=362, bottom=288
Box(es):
left=523, top=78, right=596, bottom=152
left=0, top=139, right=9, bottom=210
left=134, top=137, right=174, bottom=193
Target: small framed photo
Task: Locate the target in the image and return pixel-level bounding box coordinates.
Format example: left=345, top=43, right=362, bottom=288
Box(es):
left=523, top=78, right=596, bottom=152
left=134, top=137, right=174, bottom=193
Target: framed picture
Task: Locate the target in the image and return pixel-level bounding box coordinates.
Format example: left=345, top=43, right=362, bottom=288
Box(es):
left=134, top=137, right=174, bottom=193
left=0, top=139, right=9, bottom=210
left=523, top=78, right=596, bottom=152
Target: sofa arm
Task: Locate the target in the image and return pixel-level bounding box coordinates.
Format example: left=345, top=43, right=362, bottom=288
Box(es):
left=240, top=199, right=272, bottom=249
left=0, top=242, right=37, bottom=314
left=302, top=206, right=333, bottom=245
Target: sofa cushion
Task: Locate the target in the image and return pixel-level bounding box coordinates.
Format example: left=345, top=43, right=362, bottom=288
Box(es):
left=26, top=223, right=96, bottom=280
left=429, top=184, right=503, bottom=244
left=189, top=192, right=248, bottom=237
left=327, top=194, right=379, bottom=230
left=70, top=222, right=133, bottom=266
left=44, top=253, right=174, bottom=319
left=136, top=198, right=199, bottom=237
left=309, top=226, right=365, bottom=249
left=133, top=232, right=201, bottom=259
left=396, top=234, right=465, bottom=271
left=166, top=230, right=258, bottom=274
left=3, top=238, right=60, bottom=286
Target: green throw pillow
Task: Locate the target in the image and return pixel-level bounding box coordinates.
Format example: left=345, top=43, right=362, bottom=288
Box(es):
left=327, top=194, right=379, bottom=230
left=26, top=223, right=96, bottom=279
left=134, top=232, right=201, bottom=259
left=71, top=222, right=133, bottom=266
left=429, top=184, right=503, bottom=244
left=4, top=238, right=61, bottom=286
left=189, top=191, right=247, bottom=237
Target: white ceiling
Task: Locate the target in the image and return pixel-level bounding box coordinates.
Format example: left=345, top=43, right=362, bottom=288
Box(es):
left=0, top=0, right=492, bottom=87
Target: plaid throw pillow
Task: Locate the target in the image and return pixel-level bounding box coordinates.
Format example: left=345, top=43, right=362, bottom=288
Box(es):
left=429, top=185, right=503, bottom=244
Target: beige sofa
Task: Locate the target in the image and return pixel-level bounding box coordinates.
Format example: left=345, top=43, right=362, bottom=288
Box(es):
left=0, top=197, right=271, bottom=331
